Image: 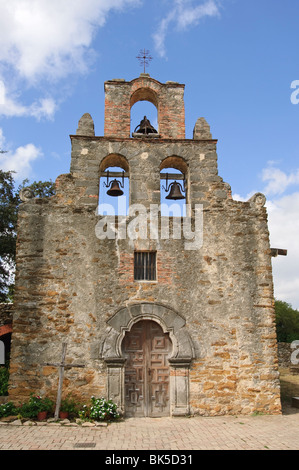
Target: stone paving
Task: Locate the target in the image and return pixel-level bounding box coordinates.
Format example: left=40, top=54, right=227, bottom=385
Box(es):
left=0, top=407, right=298, bottom=451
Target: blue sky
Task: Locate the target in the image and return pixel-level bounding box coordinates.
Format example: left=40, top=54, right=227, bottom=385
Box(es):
left=0, top=0, right=299, bottom=308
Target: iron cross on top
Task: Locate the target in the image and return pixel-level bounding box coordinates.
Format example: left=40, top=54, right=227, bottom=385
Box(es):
left=137, top=49, right=153, bottom=73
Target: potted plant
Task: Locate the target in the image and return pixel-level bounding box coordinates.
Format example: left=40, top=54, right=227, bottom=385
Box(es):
left=20, top=394, right=54, bottom=421
left=59, top=395, right=78, bottom=420
left=35, top=396, right=54, bottom=421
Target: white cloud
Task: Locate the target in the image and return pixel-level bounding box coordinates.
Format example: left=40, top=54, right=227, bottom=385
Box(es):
left=175, top=0, right=220, bottom=29
left=0, top=0, right=139, bottom=82
left=0, top=80, right=57, bottom=120
left=232, top=191, right=256, bottom=202
left=267, top=193, right=299, bottom=309
left=262, top=164, right=299, bottom=196
left=30, top=98, right=57, bottom=121
left=0, top=128, right=42, bottom=180
left=0, top=0, right=140, bottom=120
left=153, top=0, right=220, bottom=58
left=0, top=129, right=5, bottom=153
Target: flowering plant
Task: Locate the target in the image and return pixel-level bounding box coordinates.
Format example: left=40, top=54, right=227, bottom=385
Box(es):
left=0, top=401, right=18, bottom=418
left=89, top=397, right=120, bottom=421
left=19, top=394, right=54, bottom=418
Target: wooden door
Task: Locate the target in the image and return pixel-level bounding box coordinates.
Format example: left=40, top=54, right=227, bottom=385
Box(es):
left=122, top=320, right=172, bottom=417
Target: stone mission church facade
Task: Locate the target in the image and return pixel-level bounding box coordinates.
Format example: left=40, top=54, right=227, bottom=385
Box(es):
left=8, top=73, right=282, bottom=417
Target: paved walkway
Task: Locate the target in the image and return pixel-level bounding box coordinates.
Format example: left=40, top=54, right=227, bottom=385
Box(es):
left=0, top=407, right=298, bottom=451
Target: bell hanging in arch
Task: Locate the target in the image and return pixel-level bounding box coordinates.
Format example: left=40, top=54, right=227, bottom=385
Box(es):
left=163, top=173, right=186, bottom=201
left=107, top=179, right=124, bottom=197
left=165, top=181, right=185, bottom=200
left=104, top=170, right=125, bottom=197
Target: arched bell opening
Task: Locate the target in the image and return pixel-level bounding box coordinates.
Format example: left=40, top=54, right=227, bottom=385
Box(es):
left=160, top=156, right=190, bottom=217
left=130, top=100, right=159, bottom=138
left=98, top=154, right=130, bottom=216
left=121, top=319, right=172, bottom=417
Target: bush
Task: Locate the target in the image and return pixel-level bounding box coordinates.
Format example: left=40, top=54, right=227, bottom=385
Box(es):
left=0, top=401, right=17, bottom=417
left=89, top=397, right=120, bottom=421
left=275, top=300, right=299, bottom=343
left=0, top=364, right=9, bottom=396
left=60, top=395, right=78, bottom=416
left=19, top=394, right=54, bottom=419
left=78, top=397, right=120, bottom=422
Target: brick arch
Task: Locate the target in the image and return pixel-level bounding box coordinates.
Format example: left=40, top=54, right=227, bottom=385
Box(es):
left=130, top=87, right=159, bottom=109
left=104, top=76, right=185, bottom=139
left=0, top=324, right=12, bottom=337
left=130, top=87, right=159, bottom=134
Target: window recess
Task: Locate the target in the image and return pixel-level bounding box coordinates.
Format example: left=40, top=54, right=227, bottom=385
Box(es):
left=134, top=252, right=156, bottom=281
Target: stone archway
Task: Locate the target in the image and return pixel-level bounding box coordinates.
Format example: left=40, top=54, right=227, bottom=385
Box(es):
left=101, top=303, right=194, bottom=417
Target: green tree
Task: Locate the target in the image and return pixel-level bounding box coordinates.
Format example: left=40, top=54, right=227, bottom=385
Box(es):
left=0, top=169, right=55, bottom=301
left=275, top=299, right=299, bottom=343
left=19, top=178, right=56, bottom=198
left=0, top=170, right=19, bottom=301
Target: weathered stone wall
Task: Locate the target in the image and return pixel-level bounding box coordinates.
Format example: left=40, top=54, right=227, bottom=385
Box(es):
left=8, top=75, right=281, bottom=416
left=8, top=134, right=281, bottom=415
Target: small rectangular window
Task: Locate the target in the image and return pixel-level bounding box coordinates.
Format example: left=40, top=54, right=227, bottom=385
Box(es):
left=134, top=252, right=156, bottom=281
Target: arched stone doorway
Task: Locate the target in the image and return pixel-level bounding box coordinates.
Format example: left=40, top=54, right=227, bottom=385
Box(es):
left=101, top=302, right=194, bottom=417
left=122, top=320, right=172, bottom=417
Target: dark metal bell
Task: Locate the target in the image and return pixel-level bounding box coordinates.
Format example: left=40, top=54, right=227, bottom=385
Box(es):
left=165, top=181, right=185, bottom=200
left=134, top=116, right=157, bottom=135
left=107, top=179, right=124, bottom=197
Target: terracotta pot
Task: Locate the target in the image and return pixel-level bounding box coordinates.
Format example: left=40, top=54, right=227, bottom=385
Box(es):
left=37, top=411, right=47, bottom=421
left=59, top=411, right=69, bottom=419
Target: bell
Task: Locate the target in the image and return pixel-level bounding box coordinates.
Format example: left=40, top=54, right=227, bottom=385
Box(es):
left=165, top=181, right=185, bottom=200
left=107, top=179, right=124, bottom=197
left=134, top=116, right=158, bottom=135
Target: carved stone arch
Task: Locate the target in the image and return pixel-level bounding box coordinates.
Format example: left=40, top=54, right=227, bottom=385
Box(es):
left=101, top=302, right=194, bottom=417
left=101, top=302, right=194, bottom=360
